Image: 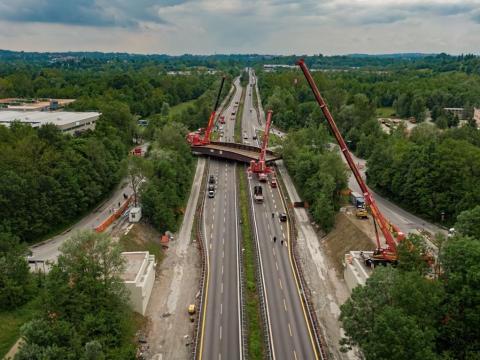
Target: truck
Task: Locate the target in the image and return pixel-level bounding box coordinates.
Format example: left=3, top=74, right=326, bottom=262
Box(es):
left=253, top=185, right=264, bottom=203
left=350, top=191, right=368, bottom=218
left=133, top=147, right=143, bottom=156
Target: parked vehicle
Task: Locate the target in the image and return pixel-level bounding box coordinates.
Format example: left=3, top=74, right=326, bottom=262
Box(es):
left=279, top=213, right=287, bottom=222
left=350, top=191, right=368, bottom=218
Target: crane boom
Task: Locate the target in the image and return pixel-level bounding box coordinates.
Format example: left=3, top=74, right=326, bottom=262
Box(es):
left=259, top=109, right=273, bottom=166
left=187, top=76, right=226, bottom=146
left=248, top=110, right=273, bottom=179
left=204, top=76, right=226, bottom=142
left=296, top=59, right=401, bottom=262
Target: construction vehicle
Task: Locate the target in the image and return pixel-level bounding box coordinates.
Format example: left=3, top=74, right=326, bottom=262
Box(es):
left=186, top=76, right=226, bottom=146
left=253, top=185, right=264, bottom=203
left=350, top=191, right=368, bottom=218
left=297, top=59, right=405, bottom=266
left=248, top=110, right=274, bottom=180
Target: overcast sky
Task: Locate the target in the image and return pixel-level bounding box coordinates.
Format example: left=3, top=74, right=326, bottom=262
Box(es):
left=0, top=0, right=478, bottom=55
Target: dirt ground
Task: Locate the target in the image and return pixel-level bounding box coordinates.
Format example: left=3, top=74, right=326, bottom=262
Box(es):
left=293, top=207, right=377, bottom=360
left=322, top=209, right=376, bottom=275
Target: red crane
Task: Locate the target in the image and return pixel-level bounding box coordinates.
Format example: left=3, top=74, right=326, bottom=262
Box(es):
left=187, top=76, right=226, bottom=146
left=297, top=59, right=404, bottom=265
left=248, top=110, right=274, bottom=181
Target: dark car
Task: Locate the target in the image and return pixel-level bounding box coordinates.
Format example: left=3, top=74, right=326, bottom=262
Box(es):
left=208, top=184, right=215, bottom=191
left=279, top=213, right=287, bottom=222
left=209, top=175, right=215, bottom=184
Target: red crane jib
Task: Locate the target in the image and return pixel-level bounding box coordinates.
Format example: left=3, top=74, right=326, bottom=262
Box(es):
left=249, top=110, right=273, bottom=175
left=296, top=59, right=403, bottom=259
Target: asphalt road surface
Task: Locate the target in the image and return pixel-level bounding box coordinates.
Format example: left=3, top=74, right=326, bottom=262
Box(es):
left=244, top=69, right=318, bottom=360
left=201, top=77, right=243, bottom=360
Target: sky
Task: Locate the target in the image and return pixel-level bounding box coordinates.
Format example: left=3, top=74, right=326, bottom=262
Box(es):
left=0, top=0, right=479, bottom=55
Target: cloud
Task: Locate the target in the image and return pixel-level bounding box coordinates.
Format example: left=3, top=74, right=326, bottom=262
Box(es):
left=0, top=0, right=479, bottom=54
left=0, top=0, right=186, bottom=27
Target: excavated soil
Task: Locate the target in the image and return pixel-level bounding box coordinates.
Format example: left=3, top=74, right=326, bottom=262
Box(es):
left=321, top=211, right=376, bottom=276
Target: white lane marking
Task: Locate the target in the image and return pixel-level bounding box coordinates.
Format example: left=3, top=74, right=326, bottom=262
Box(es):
left=220, top=326, right=222, bottom=340
left=272, top=247, right=276, bottom=256
left=210, top=243, right=212, bottom=250
left=279, top=278, right=283, bottom=290
left=275, top=261, right=279, bottom=271
left=222, top=264, right=224, bottom=275
left=221, top=282, right=224, bottom=294
left=294, top=350, right=298, bottom=360
left=224, top=216, right=226, bottom=223
left=222, top=250, right=224, bottom=258
left=284, top=298, right=287, bottom=312
left=222, top=238, right=225, bottom=245
left=220, top=303, right=223, bottom=315
left=288, top=323, right=293, bottom=337
left=211, top=223, right=214, bottom=231
left=219, top=354, right=222, bottom=360
left=282, top=232, right=286, bottom=239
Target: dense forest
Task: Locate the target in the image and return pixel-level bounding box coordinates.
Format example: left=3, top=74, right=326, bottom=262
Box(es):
left=282, top=124, right=347, bottom=231
left=341, top=208, right=480, bottom=359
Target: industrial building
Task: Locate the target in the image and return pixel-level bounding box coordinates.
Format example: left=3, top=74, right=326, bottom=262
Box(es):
left=121, top=251, right=156, bottom=315
left=0, top=111, right=100, bottom=134
left=0, top=98, right=75, bottom=111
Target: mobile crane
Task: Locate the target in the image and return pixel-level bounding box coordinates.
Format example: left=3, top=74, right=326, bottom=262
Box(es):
left=297, top=59, right=405, bottom=266
left=248, top=110, right=274, bottom=181
left=186, top=76, right=226, bottom=146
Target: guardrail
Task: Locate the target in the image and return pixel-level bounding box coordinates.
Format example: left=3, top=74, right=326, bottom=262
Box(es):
left=245, top=168, right=274, bottom=360
left=275, top=165, right=330, bottom=360
left=192, top=159, right=209, bottom=360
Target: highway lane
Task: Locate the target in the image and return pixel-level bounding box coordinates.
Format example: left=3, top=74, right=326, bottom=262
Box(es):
left=244, top=69, right=318, bottom=360
left=201, top=76, right=243, bottom=360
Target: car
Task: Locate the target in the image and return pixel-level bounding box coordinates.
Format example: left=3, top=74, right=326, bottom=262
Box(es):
left=209, top=175, right=215, bottom=184
left=270, top=178, right=277, bottom=188
left=252, top=134, right=257, bottom=140
left=279, top=213, right=287, bottom=222
left=208, top=184, right=215, bottom=191
left=208, top=190, right=215, bottom=198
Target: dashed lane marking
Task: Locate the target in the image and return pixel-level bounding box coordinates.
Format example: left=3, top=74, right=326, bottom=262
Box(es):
left=221, top=282, right=224, bottom=294
left=279, top=278, right=283, bottom=290
left=288, top=323, right=293, bottom=337
left=284, top=298, right=287, bottom=312
left=275, top=261, right=279, bottom=271
left=220, top=326, right=222, bottom=340
left=294, top=350, right=298, bottom=360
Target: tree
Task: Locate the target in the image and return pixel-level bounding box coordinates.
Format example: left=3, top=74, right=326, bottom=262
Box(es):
left=340, top=267, right=443, bottom=360
left=439, top=236, right=480, bottom=358
left=16, top=231, right=135, bottom=359
left=455, top=205, right=480, bottom=239
left=0, top=232, right=33, bottom=309
left=124, top=156, right=152, bottom=207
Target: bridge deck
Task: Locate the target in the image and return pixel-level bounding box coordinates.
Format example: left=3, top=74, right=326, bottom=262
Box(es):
left=191, top=141, right=281, bottom=163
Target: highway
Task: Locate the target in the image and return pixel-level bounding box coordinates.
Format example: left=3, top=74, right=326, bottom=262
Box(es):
left=244, top=69, right=319, bottom=360
left=201, top=77, right=243, bottom=360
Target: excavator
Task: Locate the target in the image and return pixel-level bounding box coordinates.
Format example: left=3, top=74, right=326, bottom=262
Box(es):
left=186, top=76, right=226, bottom=146
left=297, top=59, right=405, bottom=266
left=248, top=110, right=274, bottom=182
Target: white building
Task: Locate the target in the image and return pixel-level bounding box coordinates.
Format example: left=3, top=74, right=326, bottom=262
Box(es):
left=474, top=107, right=480, bottom=128
left=129, top=207, right=142, bottom=223
left=121, top=251, right=156, bottom=315
left=0, top=111, right=100, bottom=135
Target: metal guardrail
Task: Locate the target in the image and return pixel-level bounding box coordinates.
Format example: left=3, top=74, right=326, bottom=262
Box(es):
left=245, top=168, right=274, bottom=360
left=192, top=159, right=209, bottom=360
left=275, top=165, right=330, bottom=360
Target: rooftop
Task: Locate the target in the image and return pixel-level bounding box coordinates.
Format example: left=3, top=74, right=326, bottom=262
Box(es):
left=121, top=251, right=149, bottom=282
left=0, top=111, right=100, bottom=128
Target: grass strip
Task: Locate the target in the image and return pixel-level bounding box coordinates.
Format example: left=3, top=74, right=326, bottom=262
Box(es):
left=234, top=86, right=246, bottom=143
left=237, top=166, right=265, bottom=359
